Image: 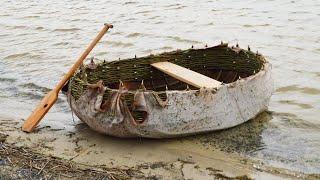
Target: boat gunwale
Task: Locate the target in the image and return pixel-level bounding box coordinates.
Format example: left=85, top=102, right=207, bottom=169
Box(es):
left=69, top=60, right=270, bottom=99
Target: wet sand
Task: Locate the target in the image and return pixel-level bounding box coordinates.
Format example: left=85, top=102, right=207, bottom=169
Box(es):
left=0, top=135, right=137, bottom=179
left=1, top=115, right=317, bottom=179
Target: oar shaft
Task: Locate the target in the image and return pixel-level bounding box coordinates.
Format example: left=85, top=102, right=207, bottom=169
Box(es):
left=55, top=23, right=113, bottom=91
left=22, top=23, right=113, bottom=132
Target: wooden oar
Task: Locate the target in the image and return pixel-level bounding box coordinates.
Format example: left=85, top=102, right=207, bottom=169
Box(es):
left=22, top=23, right=113, bottom=132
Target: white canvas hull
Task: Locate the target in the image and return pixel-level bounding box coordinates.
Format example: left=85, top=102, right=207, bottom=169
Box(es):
left=68, top=63, right=273, bottom=138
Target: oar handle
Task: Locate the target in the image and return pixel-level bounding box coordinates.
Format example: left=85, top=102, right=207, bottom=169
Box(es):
left=55, top=23, right=113, bottom=91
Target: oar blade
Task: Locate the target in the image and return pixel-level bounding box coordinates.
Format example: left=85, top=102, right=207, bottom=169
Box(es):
left=22, top=90, right=58, bottom=132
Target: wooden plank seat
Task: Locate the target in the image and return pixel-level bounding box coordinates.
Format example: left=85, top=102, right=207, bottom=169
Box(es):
left=151, top=61, right=222, bottom=89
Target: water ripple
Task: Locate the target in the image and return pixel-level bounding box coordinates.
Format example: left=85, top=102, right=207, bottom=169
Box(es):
left=276, top=85, right=320, bottom=95
left=166, top=36, right=201, bottom=44
left=53, top=28, right=81, bottom=32
left=126, top=32, right=143, bottom=38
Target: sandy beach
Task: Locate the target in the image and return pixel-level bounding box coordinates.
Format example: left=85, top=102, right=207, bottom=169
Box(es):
left=1, top=114, right=318, bottom=179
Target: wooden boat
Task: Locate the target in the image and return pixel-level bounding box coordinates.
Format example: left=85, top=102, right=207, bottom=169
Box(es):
left=66, top=43, right=273, bottom=138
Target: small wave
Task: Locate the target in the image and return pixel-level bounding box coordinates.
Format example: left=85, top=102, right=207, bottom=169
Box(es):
left=166, top=36, right=201, bottom=44
left=290, top=11, right=309, bottom=14
left=5, top=52, right=42, bottom=60
left=272, top=112, right=320, bottom=129
left=278, top=100, right=313, bottom=109
left=137, top=4, right=150, bottom=7
left=10, top=25, right=28, bottom=29
left=111, top=31, right=123, bottom=35
left=2, top=83, right=65, bottom=104
left=0, top=77, right=16, bottom=83
left=158, top=46, right=173, bottom=51
left=126, top=32, right=142, bottom=38
left=273, top=34, right=296, bottom=39
left=20, top=82, right=51, bottom=93
left=163, top=3, right=181, bottom=8
left=71, top=19, right=83, bottom=22
left=141, top=49, right=153, bottom=54
left=259, top=24, right=270, bottom=27
left=148, top=15, right=160, bottom=20
left=154, top=21, right=164, bottom=24
left=4, top=52, right=30, bottom=60
left=19, top=91, right=44, bottom=100
left=53, top=28, right=80, bottom=32
left=123, top=1, right=138, bottom=5
left=36, top=26, right=45, bottom=30
left=135, top=10, right=152, bottom=14
left=240, top=8, right=252, bottom=10
left=276, top=85, right=320, bottom=95
left=34, top=11, right=47, bottom=15
left=53, top=42, right=70, bottom=46
left=204, top=22, right=214, bottom=26
left=243, top=24, right=270, bottom=28
left=23, top=15, right=40, bottom=19
left=124, top=17, right=136, bottom=21
left=108, top=41, right=134, bottom=47
left=288, top=46, right=304, bottom=51
left=165, top=5, right=187, bottom=10
left=0, top=34, right=9, bottom=37
left=18, top=91, right=65, bottom=104
left=95, top=52, right=108, bottom=56
left=301, top=87, right=320, bottom=95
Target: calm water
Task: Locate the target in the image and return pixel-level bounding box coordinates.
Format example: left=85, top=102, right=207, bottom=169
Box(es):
left=1, top=0, right=319, bottom=174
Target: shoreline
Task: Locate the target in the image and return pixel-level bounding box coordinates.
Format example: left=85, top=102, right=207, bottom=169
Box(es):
left=0, top=116, right=317, bottom=179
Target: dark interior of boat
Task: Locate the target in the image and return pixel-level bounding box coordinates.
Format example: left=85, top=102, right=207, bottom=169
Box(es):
left=69, top=44, right=264, bottom=100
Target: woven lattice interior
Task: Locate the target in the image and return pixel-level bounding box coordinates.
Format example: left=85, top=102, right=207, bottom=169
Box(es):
left=69, top=44, right=264, bottom=101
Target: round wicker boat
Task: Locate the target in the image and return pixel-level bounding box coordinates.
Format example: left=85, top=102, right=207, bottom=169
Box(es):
left=66, top=43, right=273, bottom=138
